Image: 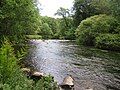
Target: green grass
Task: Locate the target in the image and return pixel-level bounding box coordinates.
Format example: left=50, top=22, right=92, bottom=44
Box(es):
left=26, top=35, right=42, bottom=39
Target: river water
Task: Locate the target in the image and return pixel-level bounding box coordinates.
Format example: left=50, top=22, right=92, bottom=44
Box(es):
left=26, top=40, right=120, bottom=90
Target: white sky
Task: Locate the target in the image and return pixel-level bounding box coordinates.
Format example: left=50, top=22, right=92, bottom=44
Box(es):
left=38, top=0, right=74, bottom=18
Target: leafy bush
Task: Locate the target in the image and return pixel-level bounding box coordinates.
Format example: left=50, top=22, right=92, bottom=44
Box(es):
left=75, top=14, right=119, bottom=46
left=0, top=38, right=18, bottom=82
left=34, top=75, right=60, bottom=90
left=65, top=28, right=76, bottom=40
left=95, top=34, right=120, bottom=50
left=39, top=23, right=53, bottom=39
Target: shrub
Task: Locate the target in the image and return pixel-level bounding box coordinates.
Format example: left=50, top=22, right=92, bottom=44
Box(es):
left=75, top=14, right=119, bottom=46
left=34, top=75, right=60, bottom=90
left=95, top=34, right=120, bottom=50
left=0, top=38, right=18, bottom=82
left=40, top=23, right=53, bottom=39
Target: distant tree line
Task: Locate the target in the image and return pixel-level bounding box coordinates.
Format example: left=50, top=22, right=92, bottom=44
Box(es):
left=0, top=0, right=120, bottom=48
left=37, top=0, right=120, bottom=50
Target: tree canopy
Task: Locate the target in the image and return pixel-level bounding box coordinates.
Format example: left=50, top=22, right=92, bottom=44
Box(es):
left=0, top=0, right=40, bottom=44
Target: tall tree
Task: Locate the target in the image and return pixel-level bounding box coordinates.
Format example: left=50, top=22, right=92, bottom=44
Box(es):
left=73, top=0, right=111, bottom=27
left=55, top=7, right=70, bottom=27
left=110, top=0, right=120, bottom=20
left=39, top=23, right=53, bottom=39
left=0, top=0, right=40, bottom=44
left=40, top=16, right=58, bottom=34
left=55, top=8, right=75, bottom=39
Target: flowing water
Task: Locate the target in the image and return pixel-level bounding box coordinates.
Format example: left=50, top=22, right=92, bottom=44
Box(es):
left=26, top=40, right=120, bottom=90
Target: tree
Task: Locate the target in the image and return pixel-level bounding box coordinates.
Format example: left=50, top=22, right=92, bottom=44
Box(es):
left=55, top=7, right=70, bottom=27
left=55, top=7, right=75, bottom=39
left=40, top=16, right=59, bottom=35
left=40, top=23, right=53, bottom=39
left=110, top=0, right=120, bottom=20
left=73, top=0, right=111, bottom=27
left=75, top=14, right=119, bottom=46
left=0, top=0, right=40, bottom=45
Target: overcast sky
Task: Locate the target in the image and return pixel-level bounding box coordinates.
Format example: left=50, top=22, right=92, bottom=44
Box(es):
left=38, top=0, right=74, bottom=18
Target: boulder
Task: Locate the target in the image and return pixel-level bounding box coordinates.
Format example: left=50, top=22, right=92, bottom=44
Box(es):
left=60, top=75, right=74, bottom=89
left=30, top=71, right=46, bottom=82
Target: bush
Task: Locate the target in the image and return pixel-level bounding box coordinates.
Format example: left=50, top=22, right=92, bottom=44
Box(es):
left=34, top=75, right=60, bottom=90
left=75, top=14, right=119, bottom=46
left=0, top=38, right=18, bottom=82
left=39, top=23, right=53, bottom=39
left=95, top=34, right=120, bottom=50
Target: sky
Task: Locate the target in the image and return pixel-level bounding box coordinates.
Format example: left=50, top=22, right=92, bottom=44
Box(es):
left=38, top=0, right=74, bottom=18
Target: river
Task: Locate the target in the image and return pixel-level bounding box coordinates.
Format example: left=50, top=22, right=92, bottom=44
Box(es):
left=26, top=40, right=120, bottom=90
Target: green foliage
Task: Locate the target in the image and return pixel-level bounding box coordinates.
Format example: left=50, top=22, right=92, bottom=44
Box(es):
left=0, top=0, right=40, bottom=45
left=95, top=34, right=120, bottom=50
left=55, top=18, right=75, bottom=40
left=73, top=0, right=111, bottom=27
left=34, top=75, right=59, bottom=90
left=40, top=16, right=59, bottom=35
left=54, top=7, right=75, bottom=40
left=0, top=37, right=26, bottom=82
left=65, top=28, right=76, bottom=40
left=0, top=37, right=18, bottom=82
left=75, top=14, right=119, bottom=46
left=39, top=23, right=53, bottom=39
left=55, top=7, right=70, bottom=27
left=5, top=70, right=33, bottom=90
left=110, top=0, right=120, bottom=20
left=0, top=38, right=60, bottom=90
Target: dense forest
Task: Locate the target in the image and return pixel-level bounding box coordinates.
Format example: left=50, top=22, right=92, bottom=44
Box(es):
left=0, top=0, right=120, bottom=89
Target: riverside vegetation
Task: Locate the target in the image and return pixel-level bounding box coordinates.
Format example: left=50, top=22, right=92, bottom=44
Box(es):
left=0, top=38, right=59, bottom=90
left=0, top=0, right=120, bottom=90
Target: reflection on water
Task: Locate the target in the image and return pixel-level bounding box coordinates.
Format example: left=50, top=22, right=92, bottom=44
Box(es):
left=26, top=40, right=120, bottom=90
